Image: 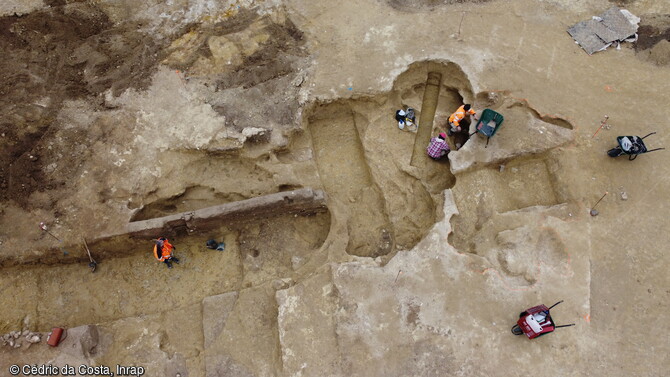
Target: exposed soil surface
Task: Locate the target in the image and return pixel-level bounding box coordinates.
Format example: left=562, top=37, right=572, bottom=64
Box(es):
left=1, top=0, right=669, bottom=376
left=0, top=3, right=168, bottom=206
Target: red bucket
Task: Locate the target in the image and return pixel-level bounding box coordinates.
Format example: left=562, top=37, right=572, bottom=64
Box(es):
left=47, top=328, right=64, bottom=347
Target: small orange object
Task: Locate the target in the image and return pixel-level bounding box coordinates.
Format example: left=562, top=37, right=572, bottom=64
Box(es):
left=604, top=85, right=614, bottom=92
left=583, top=314, right=591, bottom=323
left=47, top=327, right=64, bottom=347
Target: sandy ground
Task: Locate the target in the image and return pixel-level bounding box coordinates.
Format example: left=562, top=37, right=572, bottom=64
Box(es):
left=1, top=0, right=669, bottom=376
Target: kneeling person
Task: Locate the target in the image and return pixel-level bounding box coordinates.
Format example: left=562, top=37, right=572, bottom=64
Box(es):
left=426, top=133, right=450, bottom=160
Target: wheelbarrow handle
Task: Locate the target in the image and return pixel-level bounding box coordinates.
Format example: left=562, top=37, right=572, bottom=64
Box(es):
left=641, top=132, right=657, bottom=140
left=548, top=300, right=564, bottom=310
left=555, top=323, right=575, bottom=329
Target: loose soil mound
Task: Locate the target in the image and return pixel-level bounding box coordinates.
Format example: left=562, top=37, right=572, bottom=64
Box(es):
left=636, top=14, right=670, bottom=66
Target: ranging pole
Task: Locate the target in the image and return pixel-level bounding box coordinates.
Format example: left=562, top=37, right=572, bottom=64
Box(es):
left=592, top=115, right=609, bottom=138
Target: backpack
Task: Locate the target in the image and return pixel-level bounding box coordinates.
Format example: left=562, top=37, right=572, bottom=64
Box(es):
left=406, top=108, right=415, bottom=121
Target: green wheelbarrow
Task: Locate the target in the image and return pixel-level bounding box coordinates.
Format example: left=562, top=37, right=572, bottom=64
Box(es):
left=470, top=109, right=504, bottom=147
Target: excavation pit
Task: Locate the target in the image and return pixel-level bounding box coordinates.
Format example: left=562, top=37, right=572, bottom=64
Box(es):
left=304, top=60, right=480, bottom=258
left=0, top=196, right=331, bottom=333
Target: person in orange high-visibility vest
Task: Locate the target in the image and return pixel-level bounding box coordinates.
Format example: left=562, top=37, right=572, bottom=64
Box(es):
left=448, top=104, right=478, bottom=135
left=153, top=237, right=180, bottom=268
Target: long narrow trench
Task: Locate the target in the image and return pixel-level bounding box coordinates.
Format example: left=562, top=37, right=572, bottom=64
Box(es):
left=307, top=102, right=394, bottom=257
left=411, top=72, right=442, bottom=167
left=0, top=212, right=330, bottom=333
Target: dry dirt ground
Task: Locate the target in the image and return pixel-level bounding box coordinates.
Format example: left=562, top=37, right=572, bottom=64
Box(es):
left=1, top=0, right=669, bottom=376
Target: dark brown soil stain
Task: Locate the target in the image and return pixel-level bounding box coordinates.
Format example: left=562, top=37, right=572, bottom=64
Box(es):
left=165, top=9, right=307, bottom=90
left=0, top=3, right=168, bottom=206
left=164, top=9, right=309, bottom=135
left=215, top=18, right=307, bottom=90
left=635, top=14, right=670, bottom=51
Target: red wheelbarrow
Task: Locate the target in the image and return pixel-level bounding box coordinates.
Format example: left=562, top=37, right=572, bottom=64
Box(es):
left=511, top=300, right=575, bottom=339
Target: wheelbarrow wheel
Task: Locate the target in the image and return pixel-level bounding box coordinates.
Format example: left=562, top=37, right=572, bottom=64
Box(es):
left=607, top=146, right=623, bottom=158
left=511, top=324, right=523, bottom=335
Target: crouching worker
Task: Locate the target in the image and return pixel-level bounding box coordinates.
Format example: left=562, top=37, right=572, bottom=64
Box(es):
left=154, top=237, right=180, bottom=268
left=426, top=133, right=450, bottom=160
left=448, top=104, right=477, bottom=135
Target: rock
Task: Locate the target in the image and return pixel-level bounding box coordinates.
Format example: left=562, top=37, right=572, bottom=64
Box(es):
left=590, top=209, right=599, bottom=216
left=8, top=340, right=14, bottom=347
left=499, top=164, right=505, bottom=172
left=21, top=330, right=29, bottom=336
left=621, top=192, right=628, bottom=200
left=56, top=325, right=100, bottom=359
left=26, top=334, right=41, bottom=343
left=241, top=127, right=266, bottom=137
left=12, top=331, right=19, bottom=339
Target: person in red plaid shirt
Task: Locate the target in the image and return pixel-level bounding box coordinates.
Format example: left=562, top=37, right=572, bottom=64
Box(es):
left=426, top=133, right=450, bottom=159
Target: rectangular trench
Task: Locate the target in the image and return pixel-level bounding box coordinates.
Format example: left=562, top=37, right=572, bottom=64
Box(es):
left=307, top=102, right=394, bottom=257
